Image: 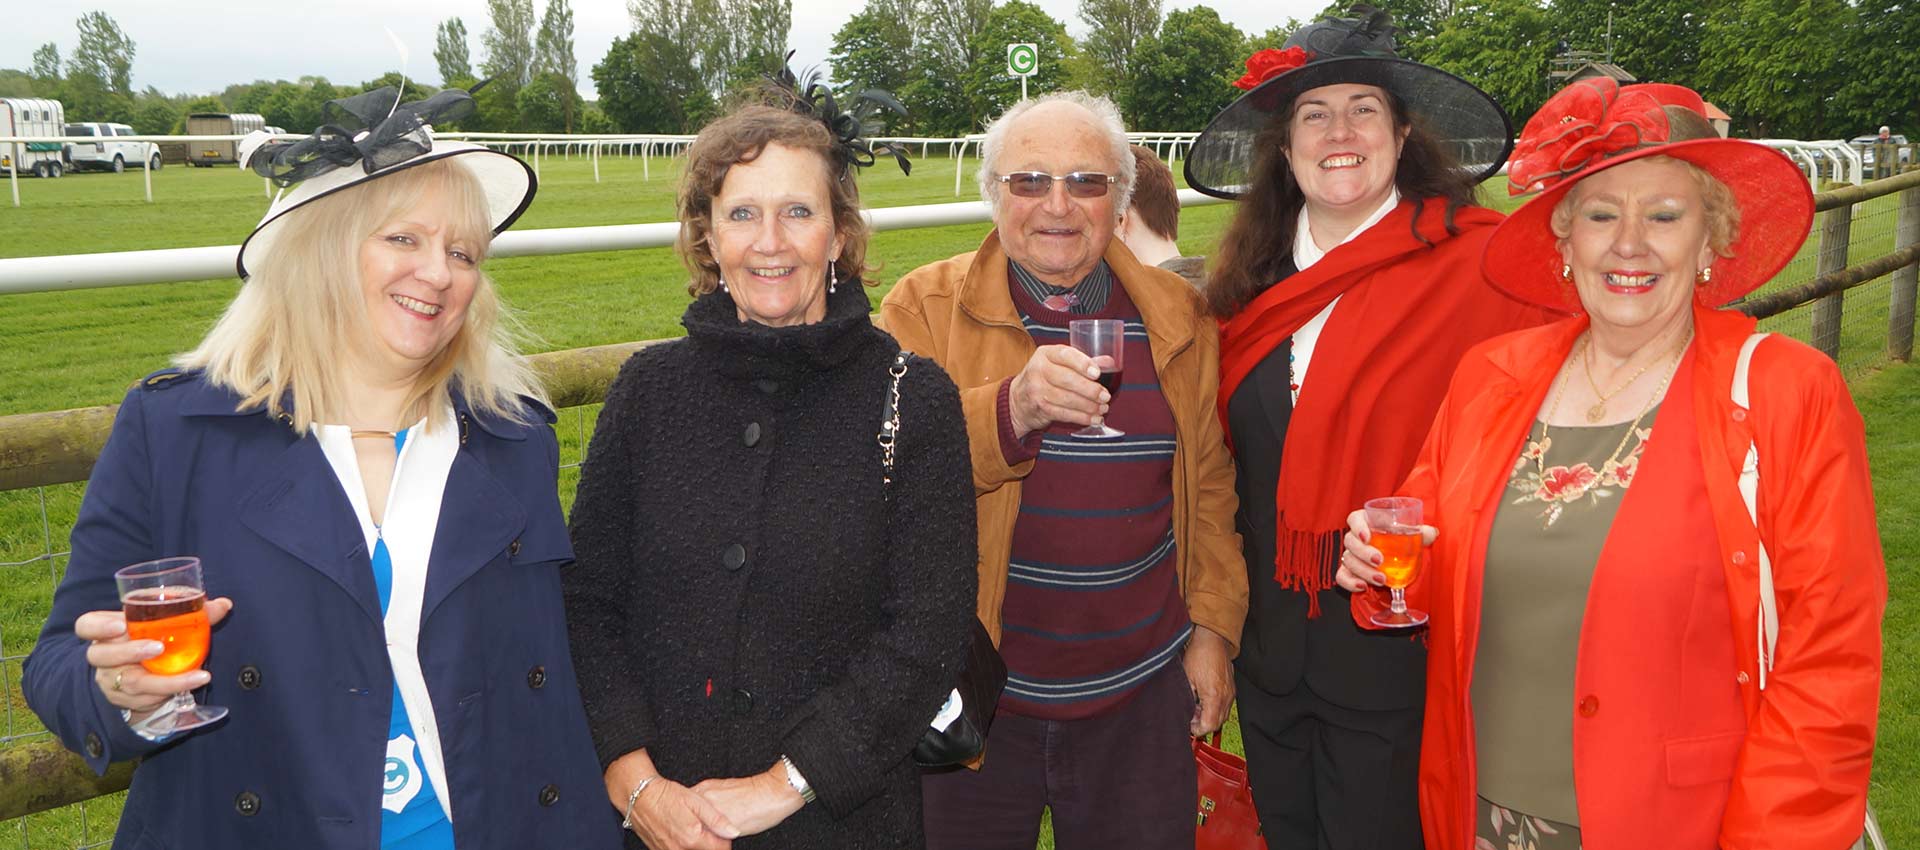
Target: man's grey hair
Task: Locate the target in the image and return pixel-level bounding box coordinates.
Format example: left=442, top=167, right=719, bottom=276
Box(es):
left=976, top=91, right=1136, bottom=219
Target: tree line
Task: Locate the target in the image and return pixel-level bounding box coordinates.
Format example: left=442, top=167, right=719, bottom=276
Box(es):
left=5, top=0, right=1913, bottom=141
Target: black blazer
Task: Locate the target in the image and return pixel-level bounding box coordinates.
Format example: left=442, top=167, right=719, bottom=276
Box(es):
left=1226, top=323, right=1427, bottom=712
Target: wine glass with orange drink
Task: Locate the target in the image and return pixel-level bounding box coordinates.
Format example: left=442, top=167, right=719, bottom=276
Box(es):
left=1363, top=497, right=1429, bottom=628
left=114, top=557, right=228, bottom=735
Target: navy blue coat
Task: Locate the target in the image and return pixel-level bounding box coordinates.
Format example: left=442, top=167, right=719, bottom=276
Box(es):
left=24, top=370, right=620, bottom=850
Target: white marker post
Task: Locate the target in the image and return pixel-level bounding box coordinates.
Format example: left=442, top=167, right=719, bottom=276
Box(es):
left=1007, top=43, right=1038, bottom=101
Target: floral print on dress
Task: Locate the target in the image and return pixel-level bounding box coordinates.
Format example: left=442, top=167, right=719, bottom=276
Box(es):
left=1476, top=797, right=1581, bottom=850
left=1506, top=424, right=1651, bottom=529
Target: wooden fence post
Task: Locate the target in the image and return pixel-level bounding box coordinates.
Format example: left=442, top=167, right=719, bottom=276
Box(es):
left=1812, top=205, right=1853, bottom=360
left=1889, top=186, right=1920, bottom=361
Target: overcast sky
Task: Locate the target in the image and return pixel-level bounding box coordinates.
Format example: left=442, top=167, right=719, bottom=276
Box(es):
left=1, top=0, right=1319, bottom=102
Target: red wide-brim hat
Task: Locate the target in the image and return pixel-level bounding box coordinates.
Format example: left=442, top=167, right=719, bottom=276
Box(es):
left=1483, top=80, right=1814, bottom=314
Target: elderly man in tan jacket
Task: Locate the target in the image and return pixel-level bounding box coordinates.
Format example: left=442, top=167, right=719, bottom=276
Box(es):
left=880, top=91, right=1244, bottom=850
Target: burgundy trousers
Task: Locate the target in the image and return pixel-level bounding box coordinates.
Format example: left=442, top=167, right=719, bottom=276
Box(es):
left=921, top=662, right=1197, bottom=850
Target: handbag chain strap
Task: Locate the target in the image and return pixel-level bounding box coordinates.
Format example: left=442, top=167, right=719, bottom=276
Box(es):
left=878, top=351, right=909, bottom=484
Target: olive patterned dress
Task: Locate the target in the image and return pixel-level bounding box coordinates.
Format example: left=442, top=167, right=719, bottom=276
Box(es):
left=1470, top=406, right=1660, bottom=850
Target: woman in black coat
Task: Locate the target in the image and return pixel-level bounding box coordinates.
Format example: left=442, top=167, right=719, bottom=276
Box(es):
left=563, top=93, right=978, bottom=850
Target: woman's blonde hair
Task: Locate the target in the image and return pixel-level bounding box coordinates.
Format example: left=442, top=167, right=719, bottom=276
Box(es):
left=176, top=158, right=544, bottom=433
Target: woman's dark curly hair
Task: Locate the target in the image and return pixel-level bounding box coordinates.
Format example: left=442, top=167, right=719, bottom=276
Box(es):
left=1205, top=87, right=1482, bottom=319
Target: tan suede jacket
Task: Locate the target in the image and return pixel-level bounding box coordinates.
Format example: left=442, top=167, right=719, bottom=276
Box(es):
left=878, top=231, right=1248, bottom=654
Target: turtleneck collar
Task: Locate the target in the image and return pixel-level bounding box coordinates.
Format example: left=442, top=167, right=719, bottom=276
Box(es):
left=681, top=277, right=880, bottom=381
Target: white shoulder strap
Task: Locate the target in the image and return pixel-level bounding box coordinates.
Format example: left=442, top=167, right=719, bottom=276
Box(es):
left=1733, top=332, right=1777, bottom=690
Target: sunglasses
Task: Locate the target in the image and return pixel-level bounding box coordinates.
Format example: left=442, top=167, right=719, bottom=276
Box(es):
left=996, top=171, right=1118, bottom=198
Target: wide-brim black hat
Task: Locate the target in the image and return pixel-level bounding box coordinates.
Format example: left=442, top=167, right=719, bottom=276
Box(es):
left=1184, top=9, right=1513, bottom=199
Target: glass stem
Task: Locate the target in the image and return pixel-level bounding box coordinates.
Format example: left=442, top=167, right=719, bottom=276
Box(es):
left=1390, top=586, right=1407, bottom=615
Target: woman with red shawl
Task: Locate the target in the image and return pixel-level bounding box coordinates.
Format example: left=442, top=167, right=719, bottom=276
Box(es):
left=1184, top=7, right=1550, bottom=848
left=1338, top=78, right=1885, bottom=850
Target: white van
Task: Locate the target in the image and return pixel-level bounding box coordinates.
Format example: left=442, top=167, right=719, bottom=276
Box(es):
left=65, top=122, right=161, bottom=172
left=0, top=97, right=68, bottom=178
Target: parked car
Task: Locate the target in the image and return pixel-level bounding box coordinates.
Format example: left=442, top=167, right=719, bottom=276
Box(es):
left=185, top=112, right=266, bottom=166
left=1850, top=134, right=1912, bottom=170
left=64, top=122, right=161, bottom=173
left=0, top=97, right=67, bottom=178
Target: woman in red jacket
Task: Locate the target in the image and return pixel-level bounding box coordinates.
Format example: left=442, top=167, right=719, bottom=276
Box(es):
left=1336, top=78, right=1886, bottom=850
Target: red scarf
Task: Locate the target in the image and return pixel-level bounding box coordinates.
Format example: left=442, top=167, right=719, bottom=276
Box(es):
left=1218, top=197, right=1540, bottom=615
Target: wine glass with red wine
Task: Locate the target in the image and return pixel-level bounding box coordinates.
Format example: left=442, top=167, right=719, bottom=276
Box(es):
left=1068, top=319, right=1125, bottom=439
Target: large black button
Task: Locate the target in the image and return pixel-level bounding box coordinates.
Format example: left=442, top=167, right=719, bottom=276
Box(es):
left=238, top=665, right=262, bottom=690
left=509, top=539, right=522, bottom=556
left=732, top=688, right=754, bottom=715
left=527, top=666, right=547, bottom=689
left=722, top=544, right=746, bottom=571
left=234, top=791, right=261, bottom=816
left=84, top=732, right=103, bottom=759
left=743, top=422, right=762, bottom=447
left=538, top=784, right=560, bottom=807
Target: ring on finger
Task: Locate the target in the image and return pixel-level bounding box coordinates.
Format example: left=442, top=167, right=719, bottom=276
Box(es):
left=112, top=670, right=124, bottom=692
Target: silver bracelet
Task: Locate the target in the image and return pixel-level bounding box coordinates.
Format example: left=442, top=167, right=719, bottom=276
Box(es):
left=780, top=755, right=816, bottom=804
left=620, top=775, right=657, bottom=830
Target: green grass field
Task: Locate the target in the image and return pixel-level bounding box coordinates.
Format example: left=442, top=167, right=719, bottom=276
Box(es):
left=0, top=154, right=1910, bottom=848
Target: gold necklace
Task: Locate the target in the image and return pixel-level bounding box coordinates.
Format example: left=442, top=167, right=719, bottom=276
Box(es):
left=1541, top=329, right=1694, bottom=476
left=1580, top=333, right=1684, bottom=423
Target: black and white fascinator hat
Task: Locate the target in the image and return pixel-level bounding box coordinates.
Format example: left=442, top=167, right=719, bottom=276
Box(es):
left=235, top=85, right=535, bottom=279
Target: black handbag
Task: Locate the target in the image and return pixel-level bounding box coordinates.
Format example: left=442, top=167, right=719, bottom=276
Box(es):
left=876, top=351, right=1008, bottom=768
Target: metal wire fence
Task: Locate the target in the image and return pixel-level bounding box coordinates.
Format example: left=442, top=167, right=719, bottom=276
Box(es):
left=0, top=175, right=1913, bottom=847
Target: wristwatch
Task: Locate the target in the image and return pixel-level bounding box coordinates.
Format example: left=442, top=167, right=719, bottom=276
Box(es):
left=780, top=755, right=815, bottom=804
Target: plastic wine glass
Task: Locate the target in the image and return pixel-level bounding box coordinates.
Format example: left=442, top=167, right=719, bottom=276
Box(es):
left=1068, top=318, right=1125, bottom=439
left=1364, top=498, right=1429, bottom=628
left=115, top=557, right=227, bottom=736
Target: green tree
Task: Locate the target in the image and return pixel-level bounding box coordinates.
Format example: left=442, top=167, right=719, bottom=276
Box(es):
left=1421, top=0, right=1553, bottom=128
left=533, top=0, right=577, bottom=130
left=1697, top=0, right=1849, bottom=137
left=592, top=30, right=716, bottom=133
left=730, top=0, right=792, bottom=76
left=965, top=0, right=1076, bottom=126
left=1076, top=0, right=1162, bottom=99
left=0, top=71, right=35, bottom=98
left=923, top=0, right=995, bottom=73
left=70, top=12, right=136, bottom=95
left=578, top=102, right=616, bottom=134
left=1122, top=5, right=1243, bottom=131
left=435, top=18, right=473, bottom=85
left=31, top=43, right=61, bottom=82
left=830, top=4, right=917, bottom=102
left=483, top=0, right=536, bottom=88
left=292, top=80, right=339, bottom=131
left=1832, top=0, right=1920, bottom=137
left=1545, top=0, right=1704, bottom=93
left=516, top=71, right=582, bottom=132
left=358, top=72, right=436, bottom=104
left=131, top=95, right=180, bottom=135
left=898, top=54, right=974, bottom=136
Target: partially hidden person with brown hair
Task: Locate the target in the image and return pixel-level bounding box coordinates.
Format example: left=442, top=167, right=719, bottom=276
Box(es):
left=24, top=86, right=620, bottom=849
left=562, top=69, right=978, bottom=850
left=1183, top=7, right=1553, bottom=848
left=1117, top=143, right=1205, bottom=288
left=881, top=90, right=1245, bottom=850
left=1338, top=77, right=1885, bottom=850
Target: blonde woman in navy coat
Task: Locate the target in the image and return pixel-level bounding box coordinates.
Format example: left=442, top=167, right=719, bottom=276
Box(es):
left=23, top=88, right=619, bottom=850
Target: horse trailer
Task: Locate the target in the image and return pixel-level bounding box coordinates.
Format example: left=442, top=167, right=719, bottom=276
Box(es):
left=185, top=112, right=266, bottom=166
left=0, top=98, right=68, bottom=178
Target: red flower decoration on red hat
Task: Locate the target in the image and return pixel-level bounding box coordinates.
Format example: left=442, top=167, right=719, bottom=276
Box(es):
left=1508, top=77, right=1686, bottom=195
left=1233, top=46, right=1313, bottom=91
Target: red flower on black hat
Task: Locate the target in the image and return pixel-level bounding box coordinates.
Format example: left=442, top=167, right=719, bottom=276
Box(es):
left=1233, top=46, right=1312, bottom=91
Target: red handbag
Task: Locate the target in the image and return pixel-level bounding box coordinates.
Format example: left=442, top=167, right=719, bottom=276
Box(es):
left=1195, top=732, right=1268, bottom=850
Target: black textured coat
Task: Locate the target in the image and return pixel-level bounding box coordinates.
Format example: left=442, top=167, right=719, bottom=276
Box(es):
left=564, top=281, right=978, bottom=850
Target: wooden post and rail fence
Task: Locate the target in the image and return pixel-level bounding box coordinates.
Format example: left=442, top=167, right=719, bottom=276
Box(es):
left=0, top=167, right=1917, bottom=827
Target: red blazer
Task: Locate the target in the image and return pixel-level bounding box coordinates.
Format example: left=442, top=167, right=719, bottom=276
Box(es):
left=1356, top=304, right=1885, bottom=850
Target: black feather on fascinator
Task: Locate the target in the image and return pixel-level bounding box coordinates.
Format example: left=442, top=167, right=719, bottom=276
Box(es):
left=765, top=52, right=913, bottom=178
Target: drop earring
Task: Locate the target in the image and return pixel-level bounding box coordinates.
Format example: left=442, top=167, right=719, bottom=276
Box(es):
left=1560, top=263, right=1573, bottom=284
left=829, top=262, right=838, bottom=295
left=719, top=277, right=728, bottom=292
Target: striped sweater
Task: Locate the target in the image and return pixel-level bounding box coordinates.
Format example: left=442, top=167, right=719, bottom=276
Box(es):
left=994, top=264, right=1193, bottom=720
